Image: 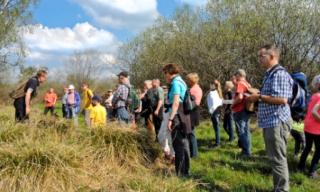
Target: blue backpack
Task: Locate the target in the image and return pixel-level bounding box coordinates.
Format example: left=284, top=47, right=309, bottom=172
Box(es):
left=289, top=72, right=311, bottom=122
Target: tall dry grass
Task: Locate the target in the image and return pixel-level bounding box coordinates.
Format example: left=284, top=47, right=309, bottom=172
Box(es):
left=0, top=107, right=197, bottom=192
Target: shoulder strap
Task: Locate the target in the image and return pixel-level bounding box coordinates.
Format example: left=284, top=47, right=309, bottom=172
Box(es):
left=123, top=84, right=131, bottom=91
left=172, top=78, right=187, bottom=101
left=175, top=78, right=187, bottom=88
left=262, top=66, right=286, bottom=88
left=123, top=84, right=131, bottom=102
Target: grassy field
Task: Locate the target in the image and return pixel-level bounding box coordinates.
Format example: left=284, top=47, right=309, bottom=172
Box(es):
left=0, top=105, right=197, bottom=192
left=0, top=104, right=319, bottom=191
left=192, top=121, right=320, bottom=192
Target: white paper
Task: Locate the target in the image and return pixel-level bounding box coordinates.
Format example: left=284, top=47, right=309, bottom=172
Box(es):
left=223, top=100, right=234, bottom=104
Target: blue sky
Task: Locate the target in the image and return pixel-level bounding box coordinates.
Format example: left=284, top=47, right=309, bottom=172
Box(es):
left=32, top=0, right=178, bottom=41
left=23, top=0, right=207, bottom=73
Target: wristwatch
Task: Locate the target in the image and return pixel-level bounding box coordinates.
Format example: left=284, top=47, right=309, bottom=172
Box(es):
left=258, top=94, right=262, bottom=102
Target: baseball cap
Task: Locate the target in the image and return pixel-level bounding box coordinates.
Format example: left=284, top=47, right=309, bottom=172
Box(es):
left=117, top=71, right=129, bottom=77
left=68, top=84, right=75, bottom=90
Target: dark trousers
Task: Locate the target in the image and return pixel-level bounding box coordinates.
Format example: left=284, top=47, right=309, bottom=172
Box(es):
left=62, top=104, right=67, bottom=118
left=223, top=112, right=234, bottom=141
left=210, top=110, right=220, bottom=145
left=172, top=123, right=190, bottom=177
left=44, top=106, right=55, bottom=115
left=14, top=97, right=28, bottom=122
left=290, top=129, right=305, bottom=155
left=153, top=112, right=163, bottom=139
left=298, top=132, right=320, bottom=174
left=107, top=107, right=113, bottom=120
left=188, top=129, right=198, bottom=158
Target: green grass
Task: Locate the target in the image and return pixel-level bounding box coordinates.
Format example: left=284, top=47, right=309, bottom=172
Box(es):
left=192, top=121, right=320, bottom=192
left=0, top=105, right=197, bottom=192
left=1, top=102, right=320, bottom=191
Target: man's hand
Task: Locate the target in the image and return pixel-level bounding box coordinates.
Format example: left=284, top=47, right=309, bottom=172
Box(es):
left=26, top=106, right=31, bottom=115
left=167, top=120, right=173, bottom=132
left=247, top=93, right=260, bottom=102
left=154, top=110, right=159, bottom=116
left=135, top=107, right=141, bottom=113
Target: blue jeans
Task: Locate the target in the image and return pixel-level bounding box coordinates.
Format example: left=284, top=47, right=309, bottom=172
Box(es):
left=66, top=105, right=78, bottom=127
left=223, top=113, right=235, bottom=141
left=233, top=110, right=251, bottom=156
left=188, top=129, right=198, bottom=158
left=116, top=107, right=129, bottom=124
left=210, top=110, right=220, bottom=145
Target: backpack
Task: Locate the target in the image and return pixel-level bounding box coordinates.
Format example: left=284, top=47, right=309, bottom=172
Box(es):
left=289, top=72, right=311, bottom=122
left=183, top=89, right=197, bottom=114
left=174, top=78, right=197, bottom=114
left=124, top=85, right=141, bottom=113
left=9, top=79, right=30, bottom=99
left=266, top=67, right=310, bottom=122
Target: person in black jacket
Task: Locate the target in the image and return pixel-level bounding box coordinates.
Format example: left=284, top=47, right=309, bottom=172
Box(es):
left=14, top=70, right=47, bottom=122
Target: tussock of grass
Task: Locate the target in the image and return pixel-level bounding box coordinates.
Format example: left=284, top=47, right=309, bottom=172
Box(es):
left=0, top=108, right=197, bottom=192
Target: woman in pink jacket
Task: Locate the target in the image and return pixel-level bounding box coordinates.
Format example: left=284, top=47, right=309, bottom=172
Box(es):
left=298, top=75, right=320, bottom=179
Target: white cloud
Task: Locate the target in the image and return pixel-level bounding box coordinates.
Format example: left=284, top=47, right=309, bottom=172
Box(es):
left=74, top=0, right=159, bottom=30
left=21, top=22, right=121, bottom=75
left=23, top=22, right=119, bottom=53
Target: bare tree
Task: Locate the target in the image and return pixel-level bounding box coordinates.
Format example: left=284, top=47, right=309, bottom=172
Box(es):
left=65, top=50, right=110, bottom=90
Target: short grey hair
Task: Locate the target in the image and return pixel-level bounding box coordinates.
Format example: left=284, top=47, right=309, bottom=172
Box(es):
left=311, top=75, right=320, bottom=90
left=235, top=69, right=246, bottom=78
left=144, top=80, right=152, bottom=85
left=260, top=44, right=281, bottom=58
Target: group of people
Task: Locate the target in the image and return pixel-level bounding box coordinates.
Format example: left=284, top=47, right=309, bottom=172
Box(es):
left=11, top=44, right=320, bottom=192
left=42, top=83, right=106, bottom=128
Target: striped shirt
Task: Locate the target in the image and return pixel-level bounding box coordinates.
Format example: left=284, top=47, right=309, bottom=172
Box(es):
left=258, top=65, right=293, bottom=129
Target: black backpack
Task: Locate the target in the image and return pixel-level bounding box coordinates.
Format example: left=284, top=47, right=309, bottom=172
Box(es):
left=175, top=78, right=197, bottom=114
left=183, top=89, right=197, bottom=114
